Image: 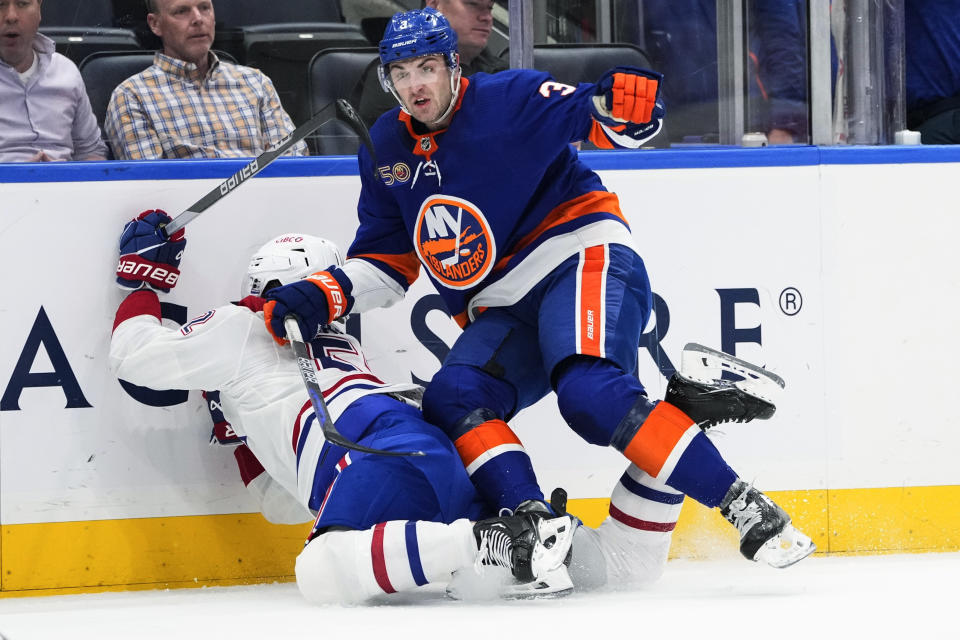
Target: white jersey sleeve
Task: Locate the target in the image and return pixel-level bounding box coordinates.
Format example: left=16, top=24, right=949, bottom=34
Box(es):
left=341, top=257, right=407, bottom=315
left=110, top=290, right=260, bottom=391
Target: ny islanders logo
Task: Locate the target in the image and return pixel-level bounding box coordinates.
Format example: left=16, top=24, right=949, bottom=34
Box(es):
left=414, top=195, right=496, bottom=289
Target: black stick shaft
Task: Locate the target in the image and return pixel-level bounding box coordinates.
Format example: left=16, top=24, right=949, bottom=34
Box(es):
left=284, top=318, right=425, bottom=458
left=335, top=99, right=378, bottom=176
left=163, top=105, right=333, bottom=238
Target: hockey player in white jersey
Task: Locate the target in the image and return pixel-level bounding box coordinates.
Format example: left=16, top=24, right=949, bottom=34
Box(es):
left=109, top=210, right=580, bottom=603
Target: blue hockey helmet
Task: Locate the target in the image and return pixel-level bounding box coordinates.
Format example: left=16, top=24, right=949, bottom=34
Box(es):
left=377, top=8, right=463, bottom=123
left=379, top=7, right=459, bottom=67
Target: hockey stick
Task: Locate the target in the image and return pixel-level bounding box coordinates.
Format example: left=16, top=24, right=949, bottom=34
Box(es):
left=334, top=98, right=378, bottom=176
left=162, top=99, right=371, bottom=239
left=283, top=317, right=425, bottom=458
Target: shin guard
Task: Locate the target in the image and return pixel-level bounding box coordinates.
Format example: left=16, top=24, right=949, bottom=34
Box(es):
left=612, top=396, right=737, bottom=507
left=453, top=410, right=543, bottom=512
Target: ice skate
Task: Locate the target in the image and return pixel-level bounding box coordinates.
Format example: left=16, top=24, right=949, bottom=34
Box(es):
left=680, top=343, right=785, bottom=405
left=668, top=343, right=783, bottom=429
left=474, top=510, right=575, bottom=579
left=449, top=496, right=576, bottom=600
left=720, top=480, right=816, bottom=568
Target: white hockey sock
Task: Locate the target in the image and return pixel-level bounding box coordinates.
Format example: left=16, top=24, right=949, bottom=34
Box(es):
left=573, top=464, right=684, bottom=589
left=296, top=518, right=476, bottom=605
left=609, top=463, right=685, bottom=532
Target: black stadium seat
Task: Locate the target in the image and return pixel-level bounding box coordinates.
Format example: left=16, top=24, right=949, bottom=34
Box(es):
left=503, top=43, right=655, bottom=87
left=240, top=24, right=370, bottom=126
left=211, top=0, right=346, bottom=64
left=79, top=51, right=154, bottom=131
left=41, top=0, right=115, bottom=27
left=307, top=47, right=380, bottom=155
left=212, top=0, right=344, bottom=26
left=39, top=0, right=140, bottom=66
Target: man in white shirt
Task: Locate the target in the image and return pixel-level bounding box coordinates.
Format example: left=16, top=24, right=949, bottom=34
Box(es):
left=0, top=0, right=106, bottom=162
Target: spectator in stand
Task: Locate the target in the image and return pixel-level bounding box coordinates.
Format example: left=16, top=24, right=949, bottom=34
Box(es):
left=105, top=0, right=306, bottom=160
left=0, top=0, right=106, bottom=162
left=906, top=0, right=960, bottom=144
left=357, top=0, right=506, bottom=128
left=641, top=0, right=809, bottom=144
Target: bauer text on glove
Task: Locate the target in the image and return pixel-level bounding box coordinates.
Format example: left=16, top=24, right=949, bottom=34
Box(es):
left=262, top=269, right=353, bottom=344
left=116, top=209, right=186, bottom=293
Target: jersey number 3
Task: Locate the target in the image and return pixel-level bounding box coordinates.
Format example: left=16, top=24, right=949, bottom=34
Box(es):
left=539, top=81, right=576, bottom=98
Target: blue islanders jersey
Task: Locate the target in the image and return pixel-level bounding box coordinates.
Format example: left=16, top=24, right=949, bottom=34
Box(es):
left=346, top=70, right=643, bottom=326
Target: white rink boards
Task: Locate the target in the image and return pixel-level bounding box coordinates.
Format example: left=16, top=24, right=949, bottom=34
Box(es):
left=1, top=147, right=959, bottom=591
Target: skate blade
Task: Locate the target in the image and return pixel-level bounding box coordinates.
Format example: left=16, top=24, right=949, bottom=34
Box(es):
left=530, top=515, right=576, bottom=579
left=681, top=343, right=785, bottom=405
left=446, top=566, right=573, bottom=601
left=500, top=566, right=573, bottom=599
left=754, top=523, right=816, bottom=569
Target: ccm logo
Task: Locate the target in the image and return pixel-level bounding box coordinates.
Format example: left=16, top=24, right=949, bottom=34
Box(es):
left=219, top=159, right=260, bottom=196
left=297, top=357, right=318, bottom=384
left=117, top=259, right=180, bottom=286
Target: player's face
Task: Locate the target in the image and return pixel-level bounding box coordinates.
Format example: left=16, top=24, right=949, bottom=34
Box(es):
left=0, top=0, right=42, bottom=72
left=148, top=0, right=215, bottom=67
left=389, top=55, right=454, bottom=127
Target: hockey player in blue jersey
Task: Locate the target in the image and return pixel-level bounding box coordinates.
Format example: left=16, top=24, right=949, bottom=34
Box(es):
left=262, top=8, right=815, bottom=569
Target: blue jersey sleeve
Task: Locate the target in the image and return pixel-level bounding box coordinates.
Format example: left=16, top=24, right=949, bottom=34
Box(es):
left=486, top=69, right=598, bottom=144
left=482, top=69, right=661, bottom=150
left=347, top=144, right=421, bottom=292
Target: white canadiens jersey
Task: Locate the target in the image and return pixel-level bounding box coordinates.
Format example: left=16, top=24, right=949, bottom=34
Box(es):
left=109, top=291, right=420, bottom=510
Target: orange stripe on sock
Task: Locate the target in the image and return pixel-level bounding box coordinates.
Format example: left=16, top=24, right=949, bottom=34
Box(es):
left=578, top=245, right=606, bottom=358
left=454, top=419, right=522, bottom=469
left=622, top=402, right=695, bottom=478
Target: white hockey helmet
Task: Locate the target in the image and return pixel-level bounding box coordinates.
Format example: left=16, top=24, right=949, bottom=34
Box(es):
left=243, top=233, right=344, bottom=298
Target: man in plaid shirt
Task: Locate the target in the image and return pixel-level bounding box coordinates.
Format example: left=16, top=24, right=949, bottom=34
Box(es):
left=105, top=0, right=307, bottom=160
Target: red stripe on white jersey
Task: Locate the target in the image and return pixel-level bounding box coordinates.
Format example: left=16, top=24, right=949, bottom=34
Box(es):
left=371, top=522, right=397, bottom=594
left=575, top=245, right=608, bottom=358
left=321, top=372, right=386, bottom=399
left=291, top=399, right=313, bottom=453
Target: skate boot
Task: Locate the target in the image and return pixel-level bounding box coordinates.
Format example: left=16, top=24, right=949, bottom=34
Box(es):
left=671, top=343, right=784, bottom=430
left=720, top=480, right=816, bottom=568
left=464, top=489, right=576, bottom=598
left=666, top=372, right=775, bottom=430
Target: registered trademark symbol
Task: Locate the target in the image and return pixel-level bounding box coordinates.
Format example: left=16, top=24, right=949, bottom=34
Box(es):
left=779, top=287, right=802, bottom=316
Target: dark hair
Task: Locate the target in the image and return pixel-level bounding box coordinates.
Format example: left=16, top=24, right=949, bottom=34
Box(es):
left=144, top=0, right=158, bottom=13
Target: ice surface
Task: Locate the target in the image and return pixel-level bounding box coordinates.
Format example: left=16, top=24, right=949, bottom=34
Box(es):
left=0, top=552, right=955, bottom=639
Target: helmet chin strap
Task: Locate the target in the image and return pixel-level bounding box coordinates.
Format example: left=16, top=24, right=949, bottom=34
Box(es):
left=426, top=66, right=462, bottom=128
